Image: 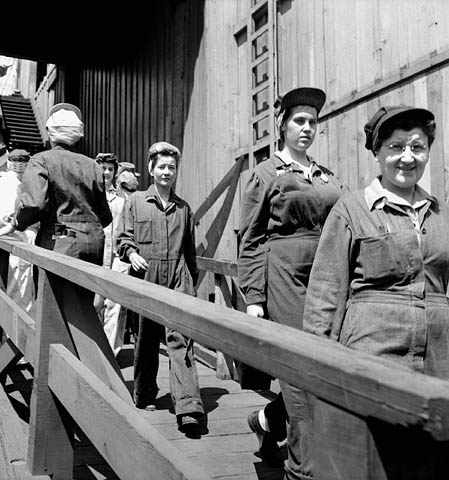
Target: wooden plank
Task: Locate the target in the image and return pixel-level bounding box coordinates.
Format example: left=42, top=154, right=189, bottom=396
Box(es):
left=0, top=337, right=22, bottom=377
left=196, top=158, right=243, bottom=285
left=192, top=157, right=244, bottom=225
left=27, top=268, right=74, bottom=478
left=214, top=274, right=236, bottom=381
left=320, top=48, right=449, bottom=122
left=0, top=289, right=35, bottom=364
left=55, top=277, right=131, bottom=404
left=4, top=239, right=449, bottom=439
left=48, top=343, right=210, bottom=480
left=197, top=257, right=238, bottom=277
left=0, top=384, right=50, bottom=480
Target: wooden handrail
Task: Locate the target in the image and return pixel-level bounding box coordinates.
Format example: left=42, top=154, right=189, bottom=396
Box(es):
left=2, top=238, right=449, bottom=439
left=3, top=237, right=449, bottom=479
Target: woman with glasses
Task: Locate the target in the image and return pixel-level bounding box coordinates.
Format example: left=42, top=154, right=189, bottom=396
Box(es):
left=304, top=105, right=449, bottom=380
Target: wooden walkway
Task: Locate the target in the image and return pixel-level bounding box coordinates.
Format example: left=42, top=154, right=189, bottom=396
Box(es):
left=1, top=342, right=286, bottom=480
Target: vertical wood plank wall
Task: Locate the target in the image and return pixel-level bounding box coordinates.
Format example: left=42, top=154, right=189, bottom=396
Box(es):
left=276, top=0, right=449, bottom=197
left=52, top=0, right=449, bottom=301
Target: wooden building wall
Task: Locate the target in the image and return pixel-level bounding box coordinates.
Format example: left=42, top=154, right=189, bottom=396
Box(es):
left=276, top=0, right=449, bottom=199
left=51, top=0, right=449, bottom=300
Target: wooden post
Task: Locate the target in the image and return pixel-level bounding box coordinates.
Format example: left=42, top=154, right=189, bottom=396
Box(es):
left=214, top=274, right=237, bottom=380
left=28, top=268, right=75, bottom=479
left=313, top=397, right=449, bottom=480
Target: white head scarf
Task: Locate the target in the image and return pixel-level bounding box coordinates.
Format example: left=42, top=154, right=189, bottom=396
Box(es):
left=46, top=109, right=84, bottom=146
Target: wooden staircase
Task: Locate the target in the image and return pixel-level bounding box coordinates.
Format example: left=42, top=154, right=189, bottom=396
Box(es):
left=0, top=92, right=45, bottom=154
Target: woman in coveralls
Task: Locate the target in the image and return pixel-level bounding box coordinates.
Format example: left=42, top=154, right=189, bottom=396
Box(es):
left=303, top=106, right=449, bottom=475
left=0, top=103, right=111, bottom=269
left=304, top=105, right=449, bottom=378
left=117, top=141, right=204, bottom=433
left=238, top=88, right=348, bottom=479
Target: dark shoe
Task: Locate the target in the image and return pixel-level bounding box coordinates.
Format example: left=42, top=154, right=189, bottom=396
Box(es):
left=135, top=399, right=156, bottom=411
left=179, top=414, right=200, bottom=432
left=247, top=410, right=283, bottom=466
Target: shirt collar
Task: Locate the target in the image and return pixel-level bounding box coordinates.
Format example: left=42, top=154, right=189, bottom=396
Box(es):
left=144, top=183, right=182, bottom=205
left=273, top=151, right=323, bottom=175
left=365, top=176, right=437, bottom=211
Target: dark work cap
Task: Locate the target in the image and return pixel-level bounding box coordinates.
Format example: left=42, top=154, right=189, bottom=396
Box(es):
left=117, top=161, right=140, bottom=177
left=48, top=103, right=82, bottom=121
left=364, top=106, right=434, bottom=153
left=8, top=149, right=31, bottom=161
left=277, top=87, right=326, bottom=114
left=148, top=141, right=181, bottom=160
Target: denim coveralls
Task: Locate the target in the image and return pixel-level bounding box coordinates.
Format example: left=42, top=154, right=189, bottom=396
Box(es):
left=15, top=145, right=111, bottom=266
left=304, top=177, right=449, bottom=379
left=238, top=154, right=347, bottom=480
left=117, top=185, right=204, bottom=417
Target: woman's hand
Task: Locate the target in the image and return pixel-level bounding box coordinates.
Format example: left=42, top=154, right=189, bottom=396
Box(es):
left=246, top=303, right=265, bottom=318
left=129, top=251, right=148, bottom=273
left=0, top=223, right=15, bottom=237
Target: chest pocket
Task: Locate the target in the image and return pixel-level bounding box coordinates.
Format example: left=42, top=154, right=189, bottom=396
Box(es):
left=357, top=233, right=407, bottom=281
left=135, top=220, right=153, bottom=244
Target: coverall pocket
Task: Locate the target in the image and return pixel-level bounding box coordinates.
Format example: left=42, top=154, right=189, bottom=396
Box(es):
left=135, top=220, right=152, bottom=244
left=358, top=233, right=406, bottom=281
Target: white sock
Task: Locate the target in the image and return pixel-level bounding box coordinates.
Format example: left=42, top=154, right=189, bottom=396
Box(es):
left=258, top=409, right=270, bottom=432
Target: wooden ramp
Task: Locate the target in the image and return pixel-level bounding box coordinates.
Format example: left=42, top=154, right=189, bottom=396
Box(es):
left=1, top=344, right=286, bottom=480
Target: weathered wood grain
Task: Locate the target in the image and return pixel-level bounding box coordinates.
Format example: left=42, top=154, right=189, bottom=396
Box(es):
left=48, top=344, right=210, bottom=480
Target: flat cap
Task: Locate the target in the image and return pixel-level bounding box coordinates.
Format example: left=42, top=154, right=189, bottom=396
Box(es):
left=364, top=106, right=434, bottom=153
left=278, top=87, right=326, bottom=114
left=8, top=149, right=31, bottom=161
left=48, top=103, right=82, bottom=121
left=148, top=141, right=181, bottom=159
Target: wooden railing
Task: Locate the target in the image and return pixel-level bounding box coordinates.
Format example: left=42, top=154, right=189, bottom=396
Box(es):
left=32, top=65, right=57, bottom=144
left=1, top=237, right=449, bottom=479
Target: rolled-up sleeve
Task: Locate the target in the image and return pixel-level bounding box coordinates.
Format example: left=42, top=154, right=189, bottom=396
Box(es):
left=303, top=204, right=352, bottom=340
left=238, top=171, right=270, bottom=305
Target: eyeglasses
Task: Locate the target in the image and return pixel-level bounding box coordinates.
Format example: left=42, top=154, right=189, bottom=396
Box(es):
left=381, top=142, right=428, bottom=155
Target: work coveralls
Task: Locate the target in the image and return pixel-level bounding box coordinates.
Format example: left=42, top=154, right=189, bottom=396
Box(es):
left=15, top=145, right=111, bottom=267
left=238, top=154, right=347, bottom=480
left=118, top=185, right=204, bottom=417
left=304, top=177, right=449, bottom=378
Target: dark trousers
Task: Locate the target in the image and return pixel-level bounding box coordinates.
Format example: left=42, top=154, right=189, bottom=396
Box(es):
left=264, top=391, right=288, bottom=441
left=133, top=317, right=204, bottom=417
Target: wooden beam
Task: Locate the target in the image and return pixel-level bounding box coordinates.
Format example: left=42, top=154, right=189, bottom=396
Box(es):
left=197, top=257, right=238, bottom=277
left=320, top=48, right=449, bottom=121
left=196, top=158, right=242, bottom=285
left=0, top=289, right=35, bottom=365
left=27, top=268, right=74, bottom=478
left=0, top=384, right=50, bottom=480
left=3, top=239, right=449, bottom=439
left=192, top=156, right=244, bottom=225
left=48, top=344, right=210, bottom=480
left=0, top=338, right=22, bottom=378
